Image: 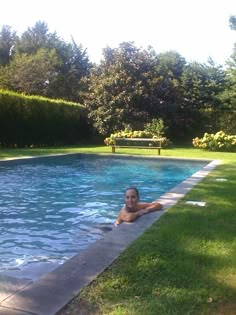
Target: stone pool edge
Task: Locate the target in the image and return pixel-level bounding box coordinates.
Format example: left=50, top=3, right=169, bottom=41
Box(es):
left=0, top=151, right=214, bottom=163
left=0, top=156, right=221, bottom=315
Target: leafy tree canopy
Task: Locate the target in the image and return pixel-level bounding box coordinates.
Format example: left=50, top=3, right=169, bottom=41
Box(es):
left=0, top=48, right=60, bottom=96
left=0, top=25, right=18, bottom=66
left=0, top=21, right=91, bottom=102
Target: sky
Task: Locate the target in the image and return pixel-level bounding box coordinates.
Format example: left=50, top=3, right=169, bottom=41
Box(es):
left=0, top=0, right=235, bottom=65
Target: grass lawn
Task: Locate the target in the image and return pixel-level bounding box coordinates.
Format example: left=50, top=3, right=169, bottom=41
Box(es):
left=1, top=145, right=236, bottom=314
left=0, top=144, right=235, bottom=162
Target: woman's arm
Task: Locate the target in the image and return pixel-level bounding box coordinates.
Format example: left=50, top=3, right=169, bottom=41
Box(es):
left=115, top=207, right=142, bottom=225
left=115, top=210, right=124, bottom=225
left=115, top=201, right=163, bottom=226
left=138, top=201, right=163, bottom=213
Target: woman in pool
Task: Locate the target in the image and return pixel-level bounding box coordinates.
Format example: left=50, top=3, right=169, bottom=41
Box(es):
left=115, top=187, right=163, bottom=226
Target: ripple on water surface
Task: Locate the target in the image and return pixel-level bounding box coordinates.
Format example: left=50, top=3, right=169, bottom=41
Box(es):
left=0, top=155, right=206, bottom=272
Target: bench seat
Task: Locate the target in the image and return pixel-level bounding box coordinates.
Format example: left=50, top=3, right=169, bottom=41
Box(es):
left=111, top=138, right=162, bottom=155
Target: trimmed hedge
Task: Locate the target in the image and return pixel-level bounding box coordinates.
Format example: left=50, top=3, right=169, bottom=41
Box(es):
left=0, top=89, right=92, bottom=147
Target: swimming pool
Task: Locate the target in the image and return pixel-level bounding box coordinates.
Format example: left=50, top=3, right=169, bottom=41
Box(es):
left=0, top=154, right=207, bottom=272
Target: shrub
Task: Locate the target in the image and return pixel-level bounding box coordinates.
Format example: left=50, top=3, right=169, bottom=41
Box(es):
left=144, top=118, right=167, bottom=137
left=192, top=131, right=236, bottom=152
left=104, top=128, right=172, bottom=147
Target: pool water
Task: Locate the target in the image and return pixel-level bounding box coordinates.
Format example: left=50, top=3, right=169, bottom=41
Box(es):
left=0, top=154, right=207, bottom=271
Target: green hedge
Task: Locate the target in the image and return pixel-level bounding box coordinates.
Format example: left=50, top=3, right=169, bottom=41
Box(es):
left=0, top=89, right=92, bottom=147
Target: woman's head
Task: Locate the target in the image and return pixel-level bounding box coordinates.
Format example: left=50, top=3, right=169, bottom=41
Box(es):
left=124, top=187, right=139, bottom=211
left=125, top=187, right=139, bottom=198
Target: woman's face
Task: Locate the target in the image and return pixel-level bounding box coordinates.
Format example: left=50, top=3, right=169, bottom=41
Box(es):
left=125, top=189, right=139, bottom=210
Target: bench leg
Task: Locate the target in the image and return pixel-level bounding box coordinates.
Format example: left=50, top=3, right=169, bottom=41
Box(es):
left=157, top=148, right=161, bottom=155
left=112, top=146, right=116, bottom=153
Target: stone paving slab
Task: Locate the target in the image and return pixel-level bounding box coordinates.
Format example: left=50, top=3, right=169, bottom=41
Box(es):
left=1, top=262, right=60, bottom=282
left=0, top=275, right=32, bottom=303
left=0, top=306, right=32, bottom=315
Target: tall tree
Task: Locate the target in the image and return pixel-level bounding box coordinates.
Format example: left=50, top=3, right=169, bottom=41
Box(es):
left=85, top=44, right=188, bottom=136
left=16, top=21, right=59, bottom=54
left=217, top=15, right=236, bottom=134
left=180, top=59, right=226, bottom=137
left=0, top=48, right=60, bottom=95
left=49, top=39, right=91, bottom=102
left=0, top=25, right=18, bottom=66
left=0, top=21, right=91, bottom=101
left=85, top=42, right=160, bottom=134
left=147, top=51, right=186, bottom=122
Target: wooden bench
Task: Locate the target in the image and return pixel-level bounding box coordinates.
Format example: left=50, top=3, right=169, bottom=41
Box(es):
left=111, top=138, right=162, bottom=155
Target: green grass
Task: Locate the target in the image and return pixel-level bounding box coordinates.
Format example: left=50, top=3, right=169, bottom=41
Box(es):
left=1, top=145, right=236, bottom=314
left=0, top=145, right=110, bottom=159
left=0, top=145, right=235, bottom=163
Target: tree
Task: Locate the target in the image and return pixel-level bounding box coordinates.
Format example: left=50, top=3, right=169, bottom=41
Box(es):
left=180, top=59, right=227, bottom=137
left=147, top=51, right=186, bottom=130
left=16, top=21, right=59, bottom=54
left=0, top=48, right=60, bottom=96
left=0, top=25, right=18, bottom=66
left=16, top=21, right=91, bottom=101
left=85, top=45, right=190, bottom=137
left=48, top=39, right=91, bottom=102
left=0, top=21, right=91, bottom=101
left=217, top=15, right=236, bottom=134
left=85, top=42, right=159, bottom=134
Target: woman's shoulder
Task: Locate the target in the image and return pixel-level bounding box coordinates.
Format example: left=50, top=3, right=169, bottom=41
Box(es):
left=137, top=202, right=151, bottom=209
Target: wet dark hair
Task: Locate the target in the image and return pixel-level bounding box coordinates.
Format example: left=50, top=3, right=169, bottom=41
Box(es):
left=125, top=187, right=140, bottom=199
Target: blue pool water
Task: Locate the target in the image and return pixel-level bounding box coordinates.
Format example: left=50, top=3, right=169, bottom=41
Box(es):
left=0, top=154, right=207, bottom=271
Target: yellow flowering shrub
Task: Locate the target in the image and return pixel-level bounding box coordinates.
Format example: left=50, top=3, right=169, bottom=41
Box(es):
left=192, top=131, right=236, bottom=151
left=104, top=128, right=172, bottom=147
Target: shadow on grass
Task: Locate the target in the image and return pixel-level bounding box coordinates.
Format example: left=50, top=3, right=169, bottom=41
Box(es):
left=76, top=206, right=236, bottom=315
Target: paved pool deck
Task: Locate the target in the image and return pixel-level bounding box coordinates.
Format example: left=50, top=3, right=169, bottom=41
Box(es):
left=0, top=156, right=221, bottom=315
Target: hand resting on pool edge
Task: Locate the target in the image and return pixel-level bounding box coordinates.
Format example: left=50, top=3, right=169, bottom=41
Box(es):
left=115, top=187, right=163, bottom=226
